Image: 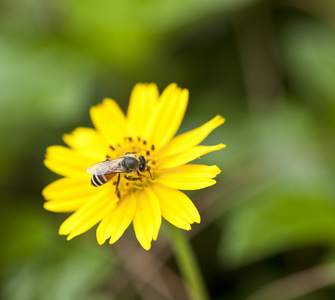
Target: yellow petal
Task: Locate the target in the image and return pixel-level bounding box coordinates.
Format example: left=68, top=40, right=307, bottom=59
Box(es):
left=90, top=98, right=128, bottom=146
left=44, top=145, right=97, bottom=178
left=133, top=188, right=161, bottom=250
left=159, top=115, right=225, bottom=158
left=160, top=144, right=226, bottom=169
left=143, top=84, right=189, bottom=149
left=96, top=192, right=136, bottom=245
left=157, top=164, right=221, bottom=190
left=127, top=83, right=159, bottom=137
left=144, top=187, right=162, bottom=241
left=42, top=177, right=95, bottom=200
left=59, top=186, right=117, bottom=240
left=44, top=199, right=86, bottom=212
left=43, top=177, right=96, bottom=212
left=63, top=127, right=109, bottom=161
left=152, top=183, right=200, bottom=230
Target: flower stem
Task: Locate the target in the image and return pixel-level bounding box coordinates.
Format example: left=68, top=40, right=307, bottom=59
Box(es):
left=169, top=226, right=210, bottom=300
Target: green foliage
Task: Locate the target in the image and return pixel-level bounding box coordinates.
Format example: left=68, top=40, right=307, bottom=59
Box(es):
left=0, top=197, right=49, bottom=269
left=219, top=108, right=335, bottom=266
left=1, top=0, right=335, bottom=299
left=0, top=197, right=116, bottom=300
left=1, top=242, right=115, bottom=300
left=0, top=40, right=94, bottom=124
left=280, top=19, right=335, bottom=126
left=0, top=38, right=95, bottom=181
left=221, top=183, right=335, bottom=267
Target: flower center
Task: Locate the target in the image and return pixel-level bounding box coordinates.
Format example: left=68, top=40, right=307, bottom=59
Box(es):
left=108, top=136, right=158, bottom=197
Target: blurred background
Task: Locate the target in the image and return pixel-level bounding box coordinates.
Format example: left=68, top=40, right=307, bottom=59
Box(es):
left=1, top=0, right=335, bottom=299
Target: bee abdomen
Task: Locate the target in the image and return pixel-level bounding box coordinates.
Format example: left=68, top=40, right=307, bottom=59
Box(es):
left=91, top=174, right=108, bottom=187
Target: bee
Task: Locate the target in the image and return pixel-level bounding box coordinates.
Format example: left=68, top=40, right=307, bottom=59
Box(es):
left=87, top=152, right=152, bottom=196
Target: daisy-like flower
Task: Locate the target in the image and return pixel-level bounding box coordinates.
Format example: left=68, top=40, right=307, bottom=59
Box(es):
left=43, top=83, right=225, bottom=250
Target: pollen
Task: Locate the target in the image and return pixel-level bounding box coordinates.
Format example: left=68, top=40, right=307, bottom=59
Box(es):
left=107, top=136, right=158, bottom=198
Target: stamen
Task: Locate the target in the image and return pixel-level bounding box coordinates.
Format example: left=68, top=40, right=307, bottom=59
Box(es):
left=106, top=155, right=111, bottom=159
left=151, top=145, right=155, bottom=151
left=146, top=150, right=150, bottom=156
left=138, top=137, right=141, bottom=142
left=110, top=145, right=115, bottom=151
left=151, top=160, right=156, bottom=165
left=117, top=143, right=121, bottom=148
left=143, top=140, right=147, bottom=145
left=128, top=137, right=133, bottom=142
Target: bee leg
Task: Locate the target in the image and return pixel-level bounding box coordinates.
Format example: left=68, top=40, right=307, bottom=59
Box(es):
left=136, top=171, right=145, bottom=181
left=115, top=174, right=121, bottom=199
left=147, top=166, right=153, bottom=179
left=124, top=175, right=142, bottom=181
left=115, top=173, right=121, bottom=189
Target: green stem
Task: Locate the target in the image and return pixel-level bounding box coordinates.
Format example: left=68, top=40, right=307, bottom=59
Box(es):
left=169, top=225, right=210, bottom=300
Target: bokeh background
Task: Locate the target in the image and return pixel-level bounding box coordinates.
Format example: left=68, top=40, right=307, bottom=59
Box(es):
left=1, top=0, right=335, bottom=299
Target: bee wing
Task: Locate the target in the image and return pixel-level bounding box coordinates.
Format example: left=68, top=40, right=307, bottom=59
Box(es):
left=86, top=158, right=126, bottom=175
left=86, top=162, right=106, bottom=175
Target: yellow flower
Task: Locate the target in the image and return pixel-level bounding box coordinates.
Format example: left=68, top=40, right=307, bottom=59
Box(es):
left=43, top=83, right=225, bottom=250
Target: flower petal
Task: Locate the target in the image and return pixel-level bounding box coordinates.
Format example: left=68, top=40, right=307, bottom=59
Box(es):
left=133, top=187, right=161, bottom=250
left=44, top=146, right=97, bottom=178
left=59, top=185, right=117, bottom=240
left=143, top=83, right=189, bottom=149
left=152, top=183, right=200, bottom=230
left=160, top=144, right=226, bottom=169
left=157, top=164, right=221, bottom=190
left=159, top=115, right=225, bottom=158
left=43, top=177, right=95, bottom=200
left=44, top=199, right=87, bottom=213
left=96, top=192, right=136, bottom=245
left=43, top=177, right=97, bottom=212
left=63, top=127, right=109, bottom=161
left=127, top=83, right=159, bottom=137
left=90, top=98, right=128, bottom=146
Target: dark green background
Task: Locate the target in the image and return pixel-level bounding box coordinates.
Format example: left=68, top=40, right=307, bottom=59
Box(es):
left=1, top=0, right=335, bottom=299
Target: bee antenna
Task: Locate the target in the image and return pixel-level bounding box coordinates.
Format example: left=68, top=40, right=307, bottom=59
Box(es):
left=125, top=151, right=138, bottom=155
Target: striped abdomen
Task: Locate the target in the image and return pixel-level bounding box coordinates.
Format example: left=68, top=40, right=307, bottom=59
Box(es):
left=91, top=173, right=116, bottom=187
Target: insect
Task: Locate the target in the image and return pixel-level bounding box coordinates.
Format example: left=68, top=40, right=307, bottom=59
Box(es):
left=87, top=152, right=152, bottom=197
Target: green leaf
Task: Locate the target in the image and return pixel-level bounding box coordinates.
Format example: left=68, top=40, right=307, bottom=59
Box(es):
left=280, top=19, right=335, bottom=126
left=0, top=195, right=116, bottom=300
left=218, top=108, right=335, bottom=267
left=61, top=0, right=260, bottom=67
left=0, top=37, right=95, bottom=179
left=1, top=241, right=116, bottom=300
left=220, top=184, right=335, bottom=267
left=0, top=197, right=50, bottom=269
left=0, top=38, right=94, bottom=126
